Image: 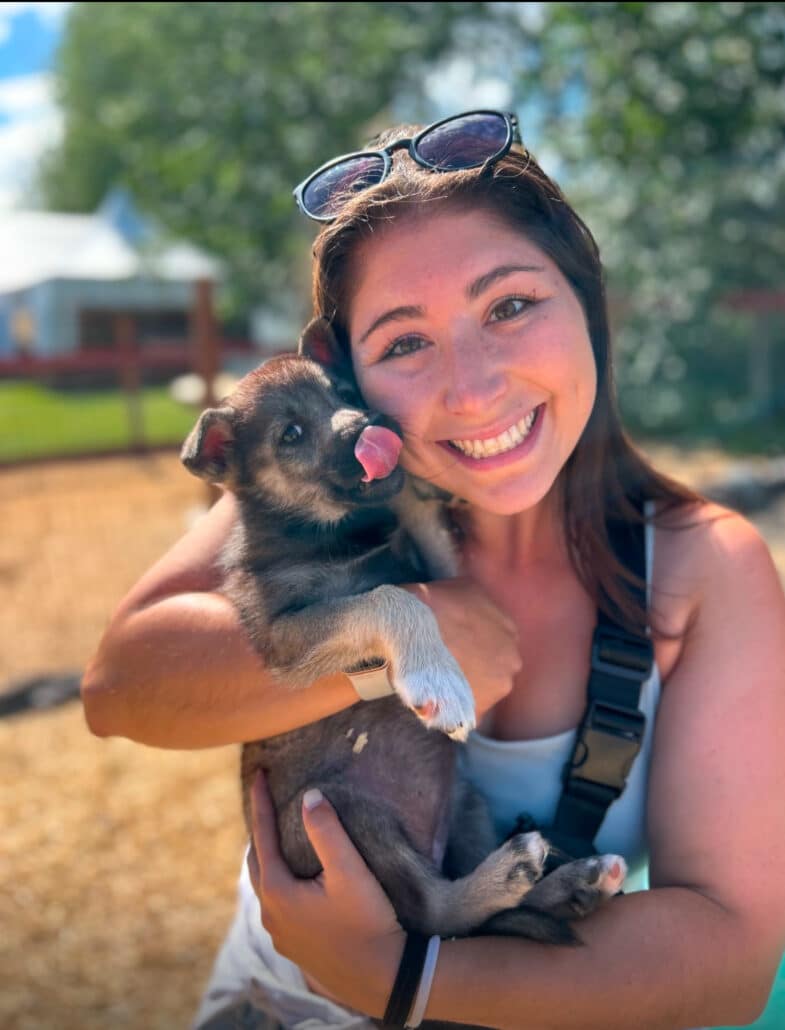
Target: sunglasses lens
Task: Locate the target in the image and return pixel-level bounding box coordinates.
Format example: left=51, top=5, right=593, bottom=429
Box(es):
left=302, top=154, right=387, bottom=219
left=415, top=112, right=510, bottom=171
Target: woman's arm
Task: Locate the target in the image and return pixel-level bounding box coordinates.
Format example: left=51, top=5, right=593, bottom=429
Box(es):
left=81, top=493, right=520, bottom=748
left=250, top=508, right=785, bottom=1029
left=81, top=492, right=358, bottom=748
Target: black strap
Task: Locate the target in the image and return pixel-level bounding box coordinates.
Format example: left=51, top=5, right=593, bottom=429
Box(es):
left=549, top=500, right=653, bottom=859
left=382, top=933, right=429, bottom=1028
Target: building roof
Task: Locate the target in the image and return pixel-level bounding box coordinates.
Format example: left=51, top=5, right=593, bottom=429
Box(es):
left=1, top=195, right=221, bottom=293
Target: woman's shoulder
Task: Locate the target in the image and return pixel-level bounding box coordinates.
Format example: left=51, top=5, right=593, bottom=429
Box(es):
left=654, top=496, right=777, bottom=587
left=651, top=496, right=784, bottom=677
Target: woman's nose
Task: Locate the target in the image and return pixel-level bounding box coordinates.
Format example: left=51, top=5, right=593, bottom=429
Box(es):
left=443, top=332, right=507, bottom=416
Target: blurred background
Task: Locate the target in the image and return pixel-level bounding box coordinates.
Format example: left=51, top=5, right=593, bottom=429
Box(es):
left=1, top=2, right=783, bottom=1028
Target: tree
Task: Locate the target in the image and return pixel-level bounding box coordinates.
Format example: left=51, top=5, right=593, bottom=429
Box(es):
left=39, top=1, right=486, bottom=317
left=513, top=2, right=785, bottom=437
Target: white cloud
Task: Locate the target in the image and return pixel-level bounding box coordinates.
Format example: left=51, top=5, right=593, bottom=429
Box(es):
left=0, top=71, right=61, bottom=209
left=0, top=5, right=72, bottom=206
left=0, top=69, right=53, bottom=113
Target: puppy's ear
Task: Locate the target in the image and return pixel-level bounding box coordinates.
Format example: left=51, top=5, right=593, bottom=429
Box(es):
left=181, top=407, right=237, bottom=484
left=298, top=318, right=349, bottom=371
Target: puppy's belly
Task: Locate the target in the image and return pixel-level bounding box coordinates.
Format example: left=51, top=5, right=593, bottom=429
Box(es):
left=243, top=697, right=456, bottom=862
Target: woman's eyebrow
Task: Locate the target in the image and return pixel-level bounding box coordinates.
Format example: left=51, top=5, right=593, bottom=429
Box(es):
left=357, top=305, right=424, bottom=346
left=466, top=264, right=545, bottom=300
left=357, top=265, right=544, bottom=346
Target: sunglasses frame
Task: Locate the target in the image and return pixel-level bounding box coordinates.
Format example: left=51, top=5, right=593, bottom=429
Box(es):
left=293, top=109, right=522, bottom=223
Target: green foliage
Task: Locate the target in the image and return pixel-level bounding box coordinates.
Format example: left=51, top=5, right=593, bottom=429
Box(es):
left=513, top=2, right=785, bottom=435
left=38, top=1, right=484, bottom=316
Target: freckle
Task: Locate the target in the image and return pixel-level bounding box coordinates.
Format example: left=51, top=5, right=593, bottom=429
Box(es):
left=352, top=732, right=369, bottom=755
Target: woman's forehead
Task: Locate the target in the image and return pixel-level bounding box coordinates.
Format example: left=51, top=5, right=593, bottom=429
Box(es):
left=346, top=209, right=556, bottom=328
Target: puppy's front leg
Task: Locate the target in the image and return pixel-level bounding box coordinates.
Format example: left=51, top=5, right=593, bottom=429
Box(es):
left=266, top=585, right=476, bottom=739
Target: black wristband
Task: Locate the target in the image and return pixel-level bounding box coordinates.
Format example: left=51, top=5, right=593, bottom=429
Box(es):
left=382, top=932, right=429, bottom=1028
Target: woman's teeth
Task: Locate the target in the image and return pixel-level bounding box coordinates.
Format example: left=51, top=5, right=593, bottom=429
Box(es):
left=449, top=408, right=539, bottom=459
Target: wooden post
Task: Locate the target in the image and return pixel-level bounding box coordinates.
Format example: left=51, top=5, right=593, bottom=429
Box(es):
left=194, top=278, right=219, bottom=408
left=192, top=279, right=221, bottom=505
left=116, top=312, right=145, bottom=450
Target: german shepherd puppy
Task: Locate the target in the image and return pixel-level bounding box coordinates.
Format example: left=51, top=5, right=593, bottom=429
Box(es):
left=181, top=318, right=626, bottom=954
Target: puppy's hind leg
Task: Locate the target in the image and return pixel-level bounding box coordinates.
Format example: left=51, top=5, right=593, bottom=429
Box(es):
left=442, top=778, right=498, bottom=878
left=271, top=784, right=543, bottom=938
left=522, top=853, right=627, bottom=921
left=473, top=854, right=628, bottom=946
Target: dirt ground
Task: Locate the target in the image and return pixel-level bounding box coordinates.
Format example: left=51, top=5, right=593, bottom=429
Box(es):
left=1, top=447, right=783, bottom=1030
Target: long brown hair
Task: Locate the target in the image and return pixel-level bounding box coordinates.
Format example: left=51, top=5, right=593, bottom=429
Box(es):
left=310, top=124, right=700, bottom=636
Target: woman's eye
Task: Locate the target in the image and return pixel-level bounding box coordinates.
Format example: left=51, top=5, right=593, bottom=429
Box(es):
left=384, top=335, right=427, bottom=360
left=280, top=423, right=304, bottom=444
left=488, top=296, right=533, bottom=323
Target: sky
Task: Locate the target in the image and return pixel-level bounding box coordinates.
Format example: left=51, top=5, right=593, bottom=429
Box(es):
left=0, top=2, right=70, bottom=209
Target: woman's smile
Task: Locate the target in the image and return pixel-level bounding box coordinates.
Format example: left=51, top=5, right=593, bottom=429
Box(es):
left=439, top=403, right=545, bottom=466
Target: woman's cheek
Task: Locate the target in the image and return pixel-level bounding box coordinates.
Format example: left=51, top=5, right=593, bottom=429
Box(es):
left=353, top=361, right=431, bottom=432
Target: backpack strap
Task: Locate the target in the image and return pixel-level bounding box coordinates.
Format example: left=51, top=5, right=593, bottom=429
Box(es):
left=549, top=500, right=654, bottom=859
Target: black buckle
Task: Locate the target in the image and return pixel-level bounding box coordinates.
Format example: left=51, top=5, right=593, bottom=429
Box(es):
left=564, top=700, right=646, bottom=796
left=591, top=628, right=653, bottom=681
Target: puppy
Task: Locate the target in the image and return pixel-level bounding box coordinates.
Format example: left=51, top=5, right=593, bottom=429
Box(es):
left=181, top=318, right=626, bottom=953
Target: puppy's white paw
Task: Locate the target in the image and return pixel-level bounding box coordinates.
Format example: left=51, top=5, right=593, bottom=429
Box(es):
left=592, top=854, right=627, bottom=896
left=392, top=660, right=476, bottom=740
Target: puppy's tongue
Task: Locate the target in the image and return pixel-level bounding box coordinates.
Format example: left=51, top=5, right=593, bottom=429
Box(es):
left=354, top=426, right=403, bottom=483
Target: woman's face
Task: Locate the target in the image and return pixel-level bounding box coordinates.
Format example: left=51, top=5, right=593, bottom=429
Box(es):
left=347, top=208, right=598, bottom=515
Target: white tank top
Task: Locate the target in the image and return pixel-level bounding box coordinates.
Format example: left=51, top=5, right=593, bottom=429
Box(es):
left=461, top=506, right=659, bottom=893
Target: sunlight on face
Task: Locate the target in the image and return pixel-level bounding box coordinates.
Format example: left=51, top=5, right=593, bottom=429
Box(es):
left=347, top=209, right=597, bottom=515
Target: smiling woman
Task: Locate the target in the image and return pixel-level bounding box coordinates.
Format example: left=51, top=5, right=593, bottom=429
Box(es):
left=81, top=111, right=785, bottom=1030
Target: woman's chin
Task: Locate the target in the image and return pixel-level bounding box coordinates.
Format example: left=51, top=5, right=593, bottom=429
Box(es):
left=403, top=446, right=561, bottom=515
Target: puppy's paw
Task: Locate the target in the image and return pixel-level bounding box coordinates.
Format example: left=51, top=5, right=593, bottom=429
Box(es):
left=498, top=831, right=549, bottom=892
left=392, top=658, right=476, bottom=741
left=591, top=853, right=627, bottom=897
left=524, top=853, right=627, bottom=921
left=465, top=832, right=548, bottom=918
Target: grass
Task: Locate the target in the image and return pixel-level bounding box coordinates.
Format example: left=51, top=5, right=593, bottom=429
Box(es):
left=0, top=381, right=198, bottom=462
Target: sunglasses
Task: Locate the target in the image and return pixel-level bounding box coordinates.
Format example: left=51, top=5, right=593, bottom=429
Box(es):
left=293, top=109, right=522, bottom=223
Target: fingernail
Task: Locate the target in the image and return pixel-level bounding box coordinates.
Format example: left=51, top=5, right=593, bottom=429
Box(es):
left=303, top=788, right=323, bottom=812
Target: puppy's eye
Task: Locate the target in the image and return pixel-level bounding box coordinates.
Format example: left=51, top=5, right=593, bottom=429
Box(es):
left=280, top=423, right=304, bottom=444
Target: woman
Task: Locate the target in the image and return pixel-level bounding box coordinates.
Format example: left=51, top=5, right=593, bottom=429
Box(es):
left=82, top=111, right=785, bottom=1029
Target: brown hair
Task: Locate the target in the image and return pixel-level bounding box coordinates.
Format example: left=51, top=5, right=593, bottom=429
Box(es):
left=310, top=125, right=701, bottom=635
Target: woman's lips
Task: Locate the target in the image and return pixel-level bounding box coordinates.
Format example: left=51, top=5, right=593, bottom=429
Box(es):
left=437, top=404, right=545, bottom=470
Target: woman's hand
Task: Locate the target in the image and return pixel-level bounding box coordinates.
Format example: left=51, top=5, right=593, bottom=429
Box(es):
left=247, top=771, right=405, bottom=1017
left=405, top=577, right=522, bottom=720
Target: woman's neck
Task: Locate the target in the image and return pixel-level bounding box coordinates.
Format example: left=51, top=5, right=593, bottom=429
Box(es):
left=461, top=490, right=569, bottom=574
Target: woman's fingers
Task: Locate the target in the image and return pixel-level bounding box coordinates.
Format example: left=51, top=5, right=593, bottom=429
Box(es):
left=300, top=788, right=369, bottom=887
left=248, top=770, right=290, bottom=896
left=245, top=775, right=403, bottom=1010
